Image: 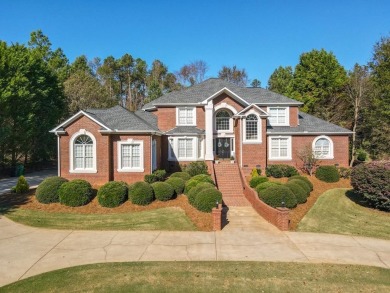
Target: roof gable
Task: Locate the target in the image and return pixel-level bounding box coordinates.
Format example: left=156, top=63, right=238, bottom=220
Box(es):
left=235, top=104, right=269, bottom=117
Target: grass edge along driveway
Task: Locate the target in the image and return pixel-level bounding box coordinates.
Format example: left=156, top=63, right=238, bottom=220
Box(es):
left=4, top=207, right=197, bottom=231
left=298, top=188, right=390, bottom=240
left=1, top=262, right=389, bottom=292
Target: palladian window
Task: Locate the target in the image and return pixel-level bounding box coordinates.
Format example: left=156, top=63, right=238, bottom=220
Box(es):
left=74, top=135, right=94, bottom=170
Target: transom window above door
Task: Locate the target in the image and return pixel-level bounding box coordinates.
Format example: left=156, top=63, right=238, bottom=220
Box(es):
left=215, top=110, right=231, bottom=131
left=176, top=107, right=196, bottom=126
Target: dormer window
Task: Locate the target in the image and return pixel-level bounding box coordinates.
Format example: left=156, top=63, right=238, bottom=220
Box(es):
left=268, top=107, right=289, bottom=126
left=176, top=107, right=196, bottom=126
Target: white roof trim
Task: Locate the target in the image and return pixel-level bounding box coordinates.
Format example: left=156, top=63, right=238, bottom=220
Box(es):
left=50, top=110, right=111, bottom=133
left=99, top=130, right=163, bottom=135
left=148, top=103, right=200, bottom=107
left=255, top=102, right=303, bottom=105
left=266, top=131, right=353, bottom=135
left=202, top=87, right=249, bottom=106
left=235, top=104, right=269, bottom=117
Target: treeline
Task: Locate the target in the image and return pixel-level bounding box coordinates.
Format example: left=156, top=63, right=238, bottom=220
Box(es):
left=0, top=30, right=389, bottom=172
left=267, top=39, right=390, bottom=163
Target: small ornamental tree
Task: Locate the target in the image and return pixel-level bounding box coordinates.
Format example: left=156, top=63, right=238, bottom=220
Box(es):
left=15, top=176, right=29, bottom=193
left=297, top=145, right=319, bottom=176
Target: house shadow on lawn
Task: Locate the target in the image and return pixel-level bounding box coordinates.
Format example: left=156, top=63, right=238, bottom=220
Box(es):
left=221, top=205, right=229, bottom=229
left=0, top=190, right=32, bottom=215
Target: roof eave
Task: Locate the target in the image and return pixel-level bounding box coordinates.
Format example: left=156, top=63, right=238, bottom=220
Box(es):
left=201, top=87, right=249, bottom=106
left=266, top=131, right=353, bottom=135
left=99, top=130, right=163, bottom=136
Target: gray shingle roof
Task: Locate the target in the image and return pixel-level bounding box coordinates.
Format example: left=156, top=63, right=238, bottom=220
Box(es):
left=85, top=105, right=159, bottom=132
left=267, top=112, right=353, bottom=134
left=165, top=126, right=205, bottom=135
left=142, top=78, right=302, bottom=109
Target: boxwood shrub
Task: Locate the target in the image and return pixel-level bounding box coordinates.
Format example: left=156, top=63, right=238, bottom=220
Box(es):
left=170, top=172, right=191, bottom=182
left=315, top=166, right=340, bottom=182
left=288, top=175, right=313, bottom=191
left=288, top=179, right=311, bottom=195
left=351, top=161, right=390, bottom=211
left=194, top=188, right=222, bottom=212
left=128, top=181, right=154, bottom=205
left=265, top=164, right=299, bottom=178
left=187, top=182, right=215, bottom=206
left=249, top=176, right=269, bottom=188
left=144, top=169, right=167, bottom=184
left=97, top=181, right=128, bottom=208
left=258, top=185, right=297, bottom=209
left=255, top=181, right=281, bottom=196
left=165, top=177, right=185, bottom=195
left=285, top=181, right=308, bottom=204
left=183, top=161, right=208, bottom=177
left=184, top=174, right=214, bottom=194
left=59, top=179, right=93, bottom=207
left=36, top=176, right=68, bottom=204
left=151, top=182, right=175, bottom=201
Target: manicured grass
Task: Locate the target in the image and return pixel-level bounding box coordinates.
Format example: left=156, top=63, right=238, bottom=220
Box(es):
left=1, top=262, right=389, bottom=292
left=298, top=188, right=390, bottom=239
left=5, top=207, right=196, bottom=231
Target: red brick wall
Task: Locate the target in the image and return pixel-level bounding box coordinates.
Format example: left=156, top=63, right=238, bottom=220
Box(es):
left=290, top=107, right=299, bottom=127
left=112, top=134, right=151, bottom=183
left=60, top=116, right=110, bottom=185
left=213, top=93, right=245, bottom=112
left=153, top=106, right=205, bottom=132
left=267, top=135, right=350, bottom=169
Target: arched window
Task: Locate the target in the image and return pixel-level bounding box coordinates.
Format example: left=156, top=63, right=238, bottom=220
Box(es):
left=246, top=114, right=258, bottom=140
left=74, top=134, right=94, bottom=169
left=216, top=110, right=231, bottom=131
left=313, top=136, right=333, bottom=159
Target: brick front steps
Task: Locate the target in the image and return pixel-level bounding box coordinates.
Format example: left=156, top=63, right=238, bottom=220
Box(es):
left=214, top=161, right=250, bottom=207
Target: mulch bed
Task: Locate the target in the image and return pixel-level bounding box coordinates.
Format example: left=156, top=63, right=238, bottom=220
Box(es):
left=0, top=191, right=213, bottom=231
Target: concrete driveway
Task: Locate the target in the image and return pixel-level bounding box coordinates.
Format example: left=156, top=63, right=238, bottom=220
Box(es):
left=0, top=216, right=389, bottom=287
left=0, top=169, right=57, bottom=194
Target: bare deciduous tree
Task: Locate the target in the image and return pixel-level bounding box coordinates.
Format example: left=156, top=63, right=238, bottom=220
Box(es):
left=297, top=145, right=319, bottom=176
left=176, top=60, right=208, bottom=86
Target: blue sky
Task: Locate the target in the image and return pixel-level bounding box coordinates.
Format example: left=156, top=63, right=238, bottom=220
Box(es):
left=1, top=0, right=389, bottom=85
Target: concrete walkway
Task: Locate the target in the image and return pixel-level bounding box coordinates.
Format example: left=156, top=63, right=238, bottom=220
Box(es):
left=0, top=169, right=57, bottom=194
left=0, top=216, right=389, bottom=287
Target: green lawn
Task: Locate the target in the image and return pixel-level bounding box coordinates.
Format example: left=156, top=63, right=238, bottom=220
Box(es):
left=4, top=207, right=196, bottom=231
left=298, top=188, right=390, bottom=239
left=1, top=262, right=389, bottom=292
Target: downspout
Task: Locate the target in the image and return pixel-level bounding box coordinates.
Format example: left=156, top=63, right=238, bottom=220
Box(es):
left=57, top=134, right=60, bottom=176
left=240, top=118, right=243, bottom=168
left=150, top=136, right=153, bottom=174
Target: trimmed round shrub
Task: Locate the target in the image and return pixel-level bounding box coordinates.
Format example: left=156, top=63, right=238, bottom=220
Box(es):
left=36, top=176, right=68, bottom=204
left=59, top=179, right=93, bottom=207
left=183, top=161, right=208, bottom=177
left=170, top=172, right=191, bottom=182
left=258, top=185, right=297, bottom=209
left=151, top=182, right=175, bottom=201
left=289, top=179, right=311, bottom=195
left=249, top=176, right=269, bottom=188
left=184, top=178, right=199, bottom=194
left=97, top=181, right=128, bottom=208
left=191, top=174, right=214, bottom=184
left=255, top=181, right=281, bottom=196
left=194, top=188, right=223, bottom=212
left=285, top=181, right=308, bottom=204
left=128, top=181, right=154, bottom=205
left=265, top=164, right=299, bottom=178
left=315, top=166, right=340, bottom=183
left=288, top=175, right=313, bottom=191
left=187, top=182, right=215, bottom=206
left=165, top=177, right=185, bottom=195
left=351, top=161, right=390, bottom=211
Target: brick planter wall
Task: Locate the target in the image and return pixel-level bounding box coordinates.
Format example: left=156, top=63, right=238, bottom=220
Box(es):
left=238, top=169, right=290, bottom=231
left=212, top=203, right=223, bottom=231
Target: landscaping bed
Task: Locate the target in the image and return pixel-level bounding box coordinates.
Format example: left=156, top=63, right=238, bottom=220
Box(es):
left=0, top=191, right=212, bottom=231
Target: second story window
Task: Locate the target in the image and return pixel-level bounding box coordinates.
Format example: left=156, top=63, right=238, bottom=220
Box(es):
left=245, top=114, right=258, bottom=140
left=268, top=107, right=289, bottom=126
left=216, top=110, right=231, bottom=131
left=177, top=107, right=196, bottom=126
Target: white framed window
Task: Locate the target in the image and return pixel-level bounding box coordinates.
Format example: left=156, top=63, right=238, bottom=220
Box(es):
left=176, top=107, right=196, bottom=126
left=117, top=139, right=144, bottom=172
left=269, top=136, right=292, bottom=160
left=215, top=110, right=232, bottom=132
left=243, top=113, right=261, bottom=143
left=69, top=129, right=97, bottom=173
left=168, top=136, right=203, bottom=161
left=312, top=136, right=334, bottom=159
left=267, top=107, right=289, bottom=126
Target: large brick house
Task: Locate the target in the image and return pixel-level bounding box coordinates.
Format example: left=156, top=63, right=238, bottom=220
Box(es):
left=51, top=78, right=352, bottom=185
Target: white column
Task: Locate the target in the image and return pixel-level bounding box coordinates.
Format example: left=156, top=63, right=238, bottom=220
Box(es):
left=204, top=100, right=214, bottom=160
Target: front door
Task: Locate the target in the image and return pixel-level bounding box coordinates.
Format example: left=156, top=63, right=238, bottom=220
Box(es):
left=216, top=138, right=231, bottom=159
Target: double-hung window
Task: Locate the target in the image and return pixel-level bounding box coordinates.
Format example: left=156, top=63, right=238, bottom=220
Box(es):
left=117, top=140, right=144, bottom=172
left=178, top=138, right=193, bottom=159
left=244, top=113, right=261, bottom=143
left=268, top=107, right=288, bottom=126
left=177, top=107, right=195, bottom=125
left=74, top=135, right=94, bottom=169
left=168, top=136, right=203, bottom=161
left=269, top=136, right=292, bottom=160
